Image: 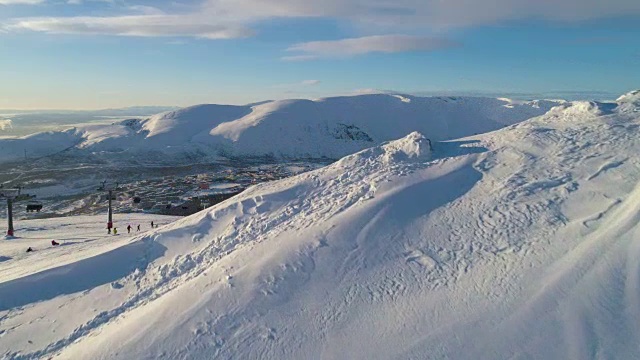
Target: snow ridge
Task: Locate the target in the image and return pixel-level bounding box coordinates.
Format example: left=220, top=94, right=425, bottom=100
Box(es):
left=380, top=131, right=431, bottom=164
left=616, top=89, right=640, bottom=113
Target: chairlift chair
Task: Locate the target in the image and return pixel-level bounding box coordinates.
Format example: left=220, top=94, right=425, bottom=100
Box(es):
left=26, top=201, right=43, bottom=213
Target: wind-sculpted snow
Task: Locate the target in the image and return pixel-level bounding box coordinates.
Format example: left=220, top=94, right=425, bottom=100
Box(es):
left=2, top=91, right=640, bottom=359
left=0, top=94, right=564, bottom=164
left=616, top=90, right=640, bottom=113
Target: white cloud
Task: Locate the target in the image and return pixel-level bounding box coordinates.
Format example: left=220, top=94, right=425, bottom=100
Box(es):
left=7, top=15, right=253, bottom=39
left=273, top=80, right=322, bottom=89
left=126, top=5, right=165, bottom=15
left=2, top=0, right=640, bottom=38
left=203, top=0, right=640, bottom=28
left=285, top=35, right=459, bottom=59
left=281, top=55, right=319, bottom=62
left=301, top=80, right=321, bottom=86
left=0, top=119, right=13, bottom=131
left=67, top=0, right=117, bottom=4
left=0, top=0, right=44, bottom=4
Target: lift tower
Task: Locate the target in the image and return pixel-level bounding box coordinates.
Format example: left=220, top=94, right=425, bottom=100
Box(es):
left=1, top=189, right=20, bottom=237
left=98, top=181, right=120, bottom=233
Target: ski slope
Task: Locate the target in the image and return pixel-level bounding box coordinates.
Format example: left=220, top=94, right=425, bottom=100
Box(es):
left=0, top=214, right=180, bottom=285
left=0, top=94, right=563, bottom=164
left=1, top=91, right=640, bottom=359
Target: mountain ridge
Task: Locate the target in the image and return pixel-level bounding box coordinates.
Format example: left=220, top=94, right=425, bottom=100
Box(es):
left=0, top=93, right=569, bottom=164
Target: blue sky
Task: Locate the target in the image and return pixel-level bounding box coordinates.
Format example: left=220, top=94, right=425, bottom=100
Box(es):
left=0, top=0, right=639, bottom=109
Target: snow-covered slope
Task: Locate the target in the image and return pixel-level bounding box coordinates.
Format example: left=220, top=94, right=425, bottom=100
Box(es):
left=2, top=91, right=640, bottom=359
left=0, top=129, right=81, bottom=162
left=616, top=89, right=640, bottom=112
left=0, top=94, right=563, bottom=164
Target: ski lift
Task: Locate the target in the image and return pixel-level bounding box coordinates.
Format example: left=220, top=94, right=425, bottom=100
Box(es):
left=26, top=201, right=43, bottom=213
left=97, top=180, right=108, bottom=191
left=0, top=189, right=20, bottom=199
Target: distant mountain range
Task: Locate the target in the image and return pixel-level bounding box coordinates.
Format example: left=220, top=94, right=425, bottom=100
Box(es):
left=0, top=106, right=180, bottom=138
left=0, top=106, right=179, bottom=117
left=0, top=93, right=573, bottom=164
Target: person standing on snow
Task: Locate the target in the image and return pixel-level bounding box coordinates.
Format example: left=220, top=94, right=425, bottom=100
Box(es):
left=113, top=228, right=118, bottom=235
left=127, top=225, right=132, bottom=234
left=137, top=224, right=141, bottom=232
left=151, top=221, right=154, bottom=228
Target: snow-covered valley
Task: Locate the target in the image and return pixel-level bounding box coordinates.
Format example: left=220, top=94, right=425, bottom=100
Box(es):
left=1, top=91, right=640, bottom=359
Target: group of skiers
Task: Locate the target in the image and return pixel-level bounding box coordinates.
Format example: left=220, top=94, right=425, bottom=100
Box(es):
left=125, top=224, right=141, bottom=233
left=109, top=221, right=158, bottom=235
left=25, top=221, right=161, bottom=253
left=26, top=240, right=60, bottom=252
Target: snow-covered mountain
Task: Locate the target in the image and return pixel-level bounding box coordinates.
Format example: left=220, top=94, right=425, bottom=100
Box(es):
left=0, top=94, right=564, bottom=164
left=0, top=106, right=179, bottom=138
left=1, top=91, right=639, bottom=359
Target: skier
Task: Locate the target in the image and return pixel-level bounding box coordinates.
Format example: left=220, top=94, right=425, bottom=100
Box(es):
left=151, top=221, right=154, bottom=228
left=127, top=225, right=132, bottom=234
left=51, top=240, right=60, bottom=246
left=26, top=247, right=34, bottom=253
left=137, top=224, right=141, bottom=232
left=113, top=227, right=118, bottom=235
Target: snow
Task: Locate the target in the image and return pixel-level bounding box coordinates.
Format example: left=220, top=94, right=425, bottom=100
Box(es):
left=1, top=91, right=640, bottom=359
left=206, top=94, right=561, bottom=158
left=379, top=131, right=431, bottom=164
left=209, top=183, right=242, bottom=190
left=0, top=214, right=180, bottom=285
left=0, top=129, right=81, bottom=163
left=0, top=94, right=563, bottom=164
left=616, top=89, right=640, bottom=113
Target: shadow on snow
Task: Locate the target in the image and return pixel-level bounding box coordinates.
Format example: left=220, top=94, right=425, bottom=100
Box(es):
left=0, top=238, right=167, bottom=311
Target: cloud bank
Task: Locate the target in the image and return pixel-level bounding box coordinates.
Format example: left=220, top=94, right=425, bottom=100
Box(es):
left=6, top=14, right=253, bottom=39
left=285, top=35, right=460, bottom=60
left=203, top=0, right=640, bottom=27
left=273, top=79, right=322, bottom=89
left=3, top=0, right=640, bottom=39
left=0, top=0, right=44, bottom=4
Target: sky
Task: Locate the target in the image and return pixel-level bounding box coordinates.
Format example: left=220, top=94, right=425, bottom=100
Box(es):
left=0, top=0, right=639, bottom=110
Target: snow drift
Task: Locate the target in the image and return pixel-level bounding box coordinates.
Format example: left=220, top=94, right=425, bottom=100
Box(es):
left=0, top=94, right=563, bottom=164
left=2, top=91, right=640, bottom=359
